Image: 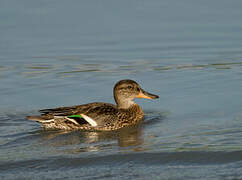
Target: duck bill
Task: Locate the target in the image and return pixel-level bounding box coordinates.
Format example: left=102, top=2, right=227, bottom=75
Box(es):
left=136, top=89, right=159, bottom=99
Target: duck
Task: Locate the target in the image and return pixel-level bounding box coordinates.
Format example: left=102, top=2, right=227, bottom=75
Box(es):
left=26, top=79, right=159, bottom=131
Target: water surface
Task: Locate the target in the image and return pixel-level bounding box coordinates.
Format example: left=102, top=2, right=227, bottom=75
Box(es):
left=1, top=0, right=242, bottom=179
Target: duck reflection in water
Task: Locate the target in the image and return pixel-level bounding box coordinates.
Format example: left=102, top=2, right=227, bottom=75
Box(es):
left=39, top=123, right=144, bottom=153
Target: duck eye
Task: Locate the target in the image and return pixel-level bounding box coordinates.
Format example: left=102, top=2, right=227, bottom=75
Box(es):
left=136, top=87, right=140, bottom=91
left=127, top=85, right=132, bottom=89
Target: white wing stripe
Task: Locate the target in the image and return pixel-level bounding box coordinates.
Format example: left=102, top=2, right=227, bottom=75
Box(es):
left=80, top=114, right=97, bottom=127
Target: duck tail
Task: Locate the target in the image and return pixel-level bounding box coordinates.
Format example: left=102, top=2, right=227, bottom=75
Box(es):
left=26, top=116, right=53, bottom=123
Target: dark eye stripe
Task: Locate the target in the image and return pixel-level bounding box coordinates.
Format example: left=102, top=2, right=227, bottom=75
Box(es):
left=118, top=87, right=126, bottom=90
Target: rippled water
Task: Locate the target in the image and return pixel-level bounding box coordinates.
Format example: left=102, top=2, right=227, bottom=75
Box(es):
left=1, top=0, right=242, bottom=179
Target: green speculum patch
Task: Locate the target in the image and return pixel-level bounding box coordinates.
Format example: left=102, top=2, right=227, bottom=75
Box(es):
left=68, top=115, right=83, bottom=119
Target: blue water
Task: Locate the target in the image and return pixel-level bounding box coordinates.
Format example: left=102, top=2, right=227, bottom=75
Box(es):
left=1, top=0, right=242, bottom=179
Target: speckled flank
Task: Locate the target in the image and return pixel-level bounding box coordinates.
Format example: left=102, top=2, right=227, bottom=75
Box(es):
left=40, top=104, right=144, bottom=131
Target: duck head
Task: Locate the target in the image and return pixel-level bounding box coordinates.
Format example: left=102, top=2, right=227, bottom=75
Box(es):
left=113, top=79, right=159, bottom=109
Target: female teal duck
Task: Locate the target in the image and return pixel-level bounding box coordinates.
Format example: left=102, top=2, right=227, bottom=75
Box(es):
left=26, top=79, right=159, bottom=131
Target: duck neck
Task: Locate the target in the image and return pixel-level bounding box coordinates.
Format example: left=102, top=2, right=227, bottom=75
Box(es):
left=119, top=103, right=144, bottom=120
left=116, top=98, right=135, bottom=109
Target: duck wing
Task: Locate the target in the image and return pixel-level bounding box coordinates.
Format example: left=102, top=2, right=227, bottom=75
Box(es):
left=39, top=102, right=119, bottom=126
left=40, top=102, right=113, bottom=115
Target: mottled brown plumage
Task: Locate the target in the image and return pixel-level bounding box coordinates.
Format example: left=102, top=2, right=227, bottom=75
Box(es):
left=26, top=79, right=159, bottom=131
